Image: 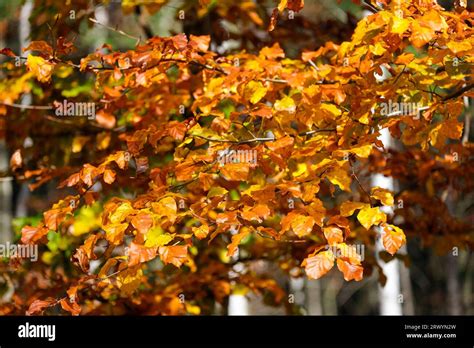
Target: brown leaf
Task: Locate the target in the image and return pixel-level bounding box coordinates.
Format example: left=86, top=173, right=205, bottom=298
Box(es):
left=0, top=48, right=16, bottom=57
left=26, top=298, right=56, bottom=315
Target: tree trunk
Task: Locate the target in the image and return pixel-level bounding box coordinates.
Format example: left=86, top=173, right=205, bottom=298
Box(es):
left=372, top=128, right=403, bottom=315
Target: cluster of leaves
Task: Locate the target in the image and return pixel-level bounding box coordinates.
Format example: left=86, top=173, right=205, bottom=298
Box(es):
left=0, top=0, right=472, bottom=315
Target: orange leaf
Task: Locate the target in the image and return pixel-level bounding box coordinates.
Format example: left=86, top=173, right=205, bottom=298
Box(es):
left=227, top=229, right=250, bottom=257
left=103, top=169, right=116, bottom=184
left=381, top=223, right=406, bottom=255
left=95, top=110, right=116, bottom=129
left=127, top=242, right=157, bottom=266
left=220, top=163, right=250, bottom=181
left=131, top=213, right=153, bottom=235
left=323, top=226, right=344, bottom=245
left=302, top=250, right=335, bottom=280
left=21, top=225, right=48, bottom=244
left=59, top=298, right=81, bottom=316
left=336, top=259, right=363, bottom=281
left=158, top=245, right=188, bottom=267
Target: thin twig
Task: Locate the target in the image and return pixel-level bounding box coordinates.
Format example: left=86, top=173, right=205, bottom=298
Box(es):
left=89, top=17, right=142, bottom=45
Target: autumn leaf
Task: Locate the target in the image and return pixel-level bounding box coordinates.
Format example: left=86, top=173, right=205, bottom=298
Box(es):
left=274, top=96, right=296, bottom=113
left=21, top=225, right=48, bottom=244
left=220, top=163, right=250, bottom=181
left=244, top=81, right=267, bottom=104
left=336, top=259, right=363, bottom=281
left=152, top=197, right=177, bottom=223
left=103, top=169, right=116, bottom=184
left=103, top=223, right=128, bottom=245
left=370, top=187, right=394, bottom=206
left=145, top=226, right=173, bottom=247
left=95, top=110, right=116, bottom=129
left=240, top=204, right=271, bottom=223
left=116, top=266, right=143, bottom=296
left=280, top=211, right=315, bottom=237
left=23, top=40, right=54, bottom=55
left=127, top=242, right=157, bottom=266
left=323, top=226, right=344, bottom=245
left=131, top=212, right=153, bottom=235
left=26, top=298, right=56, bottom=315
left=158, top=245, right=188, bottom=267
left=381, top=223, right=406, bottom=255
left=26, top=54, right=54, bottom=83
left=357, top=206, right=386, bottom=230
left=340, top=201, right=368, bottom=217
left=302, top=250, right=335, bottom=280
left=192, top=224, right=209, bottom=239
left=227, top=228, right=250, bottom=257
left=59, top=298, right=81, bottom=316
left=0, top=47, right=16, bottom=57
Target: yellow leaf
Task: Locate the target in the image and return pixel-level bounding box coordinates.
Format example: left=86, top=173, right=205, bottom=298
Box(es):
left=340, top=201, right=368, bottom=217
left=277, top=0, right=288, bottom=12
left=185, top=303, right=201, bottom=315
left=274, top=96, right=296, bottom=113
left=447, top=41, right=472, bottom=54
left=72, top=136, right=89, bottom=153
left=117, top=266, right=143, bottom=296
left=109, top=202, right=134, bottom=224
left=145, top=226, right=173, bottom=247
left=192, top=224, right=209, bottom=239
left=72, top=205, right=100, bottom=236
left=336, top=243, right=362, bottom=265
left=244, top=80, right=267, bottom=104
left=357, top=206, right=386, bottom=230
left=103, top=222, right=128, bottom=245
left=320, top=103, right=341, bottom=117
left=370, top=42, right=386, bottom=56
left=26, top=55, right=54, bottom=83
left=54, top=64, right=73, bottom=78
left=350, top=144, right=372, bottom=158
left=325, top=167, right=351, bottom=191
left=370, top=187, right=394, bottom=206
left=390, top=16, right=410, bottom=35
left=292, top=162, right=307, bottom=177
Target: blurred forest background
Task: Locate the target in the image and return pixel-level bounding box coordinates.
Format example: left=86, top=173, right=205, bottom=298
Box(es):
left=0, top=0, right=472, bottom=315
